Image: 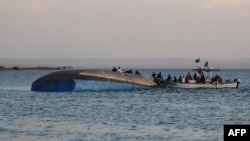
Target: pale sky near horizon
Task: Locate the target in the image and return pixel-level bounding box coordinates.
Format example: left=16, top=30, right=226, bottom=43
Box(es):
left=1, top=0, right=250, bottom=60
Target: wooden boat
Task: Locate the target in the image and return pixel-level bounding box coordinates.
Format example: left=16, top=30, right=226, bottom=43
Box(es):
left=31, top=69, right=157, bottom=92
left=155, top=78, right=240, bottom=89
left=154, top=59, right=240, bottom=89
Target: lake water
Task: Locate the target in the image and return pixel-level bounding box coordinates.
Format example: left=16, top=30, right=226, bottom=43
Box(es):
left=0, top=69, right=250, bottom=141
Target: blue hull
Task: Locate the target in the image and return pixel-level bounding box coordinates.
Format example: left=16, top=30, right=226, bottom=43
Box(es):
left=74, top=79, right=148, bottom=91
left=31, top=79, right=75, bottom=92
left=31, top=79, right=149, bottom=92
left=31, top=70, right=156, bottom=92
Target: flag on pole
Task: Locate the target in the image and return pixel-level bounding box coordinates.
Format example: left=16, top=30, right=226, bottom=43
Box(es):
left=195, top=58, right=200, bottom=63
left=204, top=61, right=208, bottom=67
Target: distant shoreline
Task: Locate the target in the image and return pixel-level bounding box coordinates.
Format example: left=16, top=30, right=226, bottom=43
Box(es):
left=1, top=58, right=250, bottom=69
left=0, top=66, right=73, bottom=71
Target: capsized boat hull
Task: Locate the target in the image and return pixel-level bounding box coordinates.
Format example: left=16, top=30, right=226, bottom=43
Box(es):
left=156, top=79, right=240, bottom=89
left=31, top=70, right=157, bottom=92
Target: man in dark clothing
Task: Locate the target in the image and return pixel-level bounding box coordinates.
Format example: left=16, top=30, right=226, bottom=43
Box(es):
left=201, top=72, right=205, bottom=83
left=135, top=70, right=141, bottom=75
left=178, top=75, right=182, bottom=82
left=152, top=72, right=156, bottom=77
left=157, top=72, right=163, bottom=79
left=174, top=76, right=177, bottom=82
left=193, top=72, right=197, bottom=80
left=112, top=67, right=117, bottom=72
left=167, top=74, right=172, bottom=81
left=124, top=69, right=133, bottom=73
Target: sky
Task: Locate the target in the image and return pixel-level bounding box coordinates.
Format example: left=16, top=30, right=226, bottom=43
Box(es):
left=0, top=0, right=250, bottom=60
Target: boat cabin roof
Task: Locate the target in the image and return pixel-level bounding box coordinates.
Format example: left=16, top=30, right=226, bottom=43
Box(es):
left=192, top=68, right=221, bottom=72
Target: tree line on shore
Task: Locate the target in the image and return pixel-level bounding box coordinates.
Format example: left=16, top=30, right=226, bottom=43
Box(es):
left=0, top=65, right=73, bottom=70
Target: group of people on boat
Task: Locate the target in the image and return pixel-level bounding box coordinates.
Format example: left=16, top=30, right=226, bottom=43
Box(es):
left=152, top=69, right=223, bottom=84
left=112, top=66, right=141, bottom=74
left=112, top=66, right=123, bottom=72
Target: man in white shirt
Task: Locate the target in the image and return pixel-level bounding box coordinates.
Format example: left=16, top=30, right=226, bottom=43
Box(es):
left=118, top=67, right=123, bottom=72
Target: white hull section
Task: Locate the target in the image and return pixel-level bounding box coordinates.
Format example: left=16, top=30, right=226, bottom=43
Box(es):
left=158, top=81, right=239, bottom=89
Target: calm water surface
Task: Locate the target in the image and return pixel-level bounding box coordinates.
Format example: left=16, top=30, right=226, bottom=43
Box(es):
left=0, top=69, right=250, bottom=141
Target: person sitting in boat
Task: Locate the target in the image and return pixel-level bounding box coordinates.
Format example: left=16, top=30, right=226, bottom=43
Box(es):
left=212, top=75, right=221, bottom=83
left=118, top=67, right=123, bottom=73
left=185, top=72, right=192, bottom=83
left=157, top=72, right=163, bottom=79
left=185, top=76, right=189, bottom=83
left=218, top=75, right=223, bottom=83
left=193, top=72, right=197, bottom=80
left=135, top=70, right=141, bottom=75
left=112, top=67, right=117, bottom=72
left=212, top=75, right=218, bottom=83
left=173, top=76, right=177, bottom=82
left=152, top=72, right=156, bottom=77
left=196, top=76, right=200, bottom=83
left=186, top=72, right=193, bottom=80
left=182, top=76, right=185, bottom=83
left=150, top=72, right=161, bottom=85
left=166, top=74, right=172, bottom=81
left=178, top=75, right=182, bottom=83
